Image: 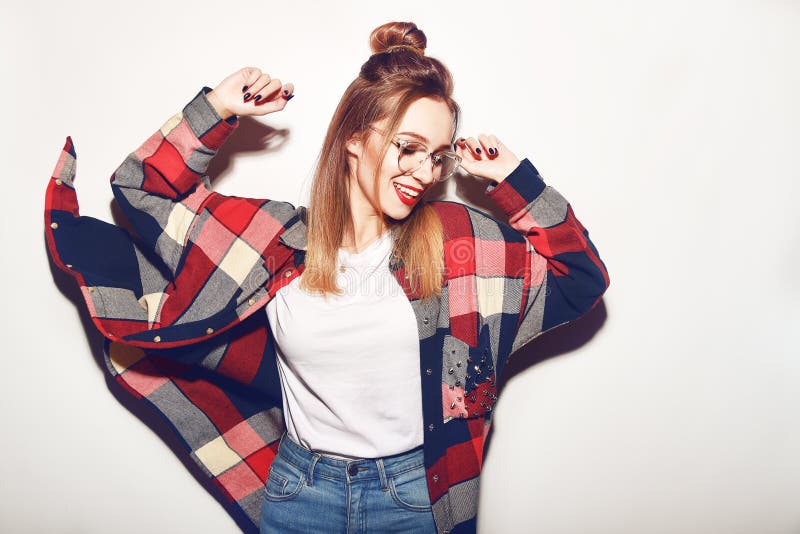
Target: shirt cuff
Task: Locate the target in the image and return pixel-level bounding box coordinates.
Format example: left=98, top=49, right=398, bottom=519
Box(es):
left=485, top=158, right=547, bottom=215
left=181, top=86, right=239, bottom=151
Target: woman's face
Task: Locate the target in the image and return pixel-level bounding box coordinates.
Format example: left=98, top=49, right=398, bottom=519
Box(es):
left=347, top=97, right=455, bottom=221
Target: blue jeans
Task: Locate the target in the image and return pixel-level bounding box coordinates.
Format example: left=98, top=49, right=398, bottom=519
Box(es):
left=259, top=432, right=437, bottom=533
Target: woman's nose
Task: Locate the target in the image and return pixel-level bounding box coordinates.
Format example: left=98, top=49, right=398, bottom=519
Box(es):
left=411, top=159, right=436, bottom=184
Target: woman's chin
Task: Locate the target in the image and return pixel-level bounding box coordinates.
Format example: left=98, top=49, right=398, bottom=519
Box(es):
left=383, top=204, right=414, bottom=221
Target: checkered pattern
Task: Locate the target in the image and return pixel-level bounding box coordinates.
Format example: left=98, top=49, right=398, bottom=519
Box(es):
left=44, top=87, right=609, bottom=534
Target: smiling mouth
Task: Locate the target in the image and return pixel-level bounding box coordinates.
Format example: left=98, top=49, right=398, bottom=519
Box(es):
left=393, top=182, right=422, bottom=205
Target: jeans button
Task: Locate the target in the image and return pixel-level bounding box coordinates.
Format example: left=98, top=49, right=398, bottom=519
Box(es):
left=348, top=464, right=358, bottom=476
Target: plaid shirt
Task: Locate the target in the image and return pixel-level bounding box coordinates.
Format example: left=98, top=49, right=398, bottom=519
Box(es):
left=44, top=87, right=609, bottom=534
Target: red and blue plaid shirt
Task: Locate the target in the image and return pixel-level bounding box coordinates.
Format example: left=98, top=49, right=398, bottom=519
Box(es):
left=44, top=87, right=609, bottom=533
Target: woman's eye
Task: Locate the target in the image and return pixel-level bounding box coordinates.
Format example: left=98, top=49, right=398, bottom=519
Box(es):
left=400, top=142, right=426, bottom=154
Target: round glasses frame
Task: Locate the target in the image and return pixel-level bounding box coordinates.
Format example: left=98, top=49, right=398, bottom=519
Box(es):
left=368, top=126, right=462, bottom=182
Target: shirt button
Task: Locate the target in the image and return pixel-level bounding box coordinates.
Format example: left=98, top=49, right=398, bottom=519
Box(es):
left=347, top=464, right=358, bottom=476
left=153, top=335, right=161, bottom=343
left=248, top=298, right=256, bottom=306
left=284, top=270, right=293, bottom=277
left=422, top=317, right=429, bottom=325
left=428, top=423, right=434, bottom=432
left=205, top=328, right=214, bottom=335
left=433, top=474, right=439, bottom=483
left=50, top=222, right=58, bottom=229
left=55, top=179, right=63, bottom=186
left=426, top=368, right=432, bottom=376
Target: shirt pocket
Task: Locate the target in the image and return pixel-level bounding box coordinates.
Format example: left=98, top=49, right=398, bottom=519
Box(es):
left=441, top=332, right=498, bottom=423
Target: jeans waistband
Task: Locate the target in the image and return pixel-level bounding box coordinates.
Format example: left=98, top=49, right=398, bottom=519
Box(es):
left=276, top=432, right=426, bottom=487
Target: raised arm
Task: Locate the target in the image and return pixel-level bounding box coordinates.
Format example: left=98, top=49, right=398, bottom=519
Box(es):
left=456, top=135, right=610, bottom=354
left=488, top=158, right=609, bottom=353
left=111, top=68, right=295, bottom=278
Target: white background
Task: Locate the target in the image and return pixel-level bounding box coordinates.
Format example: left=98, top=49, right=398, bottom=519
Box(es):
left=2, top=0, right=798, bottom=532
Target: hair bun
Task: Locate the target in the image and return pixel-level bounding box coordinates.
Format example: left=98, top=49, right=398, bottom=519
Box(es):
left=369, top=21, right=427, bottom=56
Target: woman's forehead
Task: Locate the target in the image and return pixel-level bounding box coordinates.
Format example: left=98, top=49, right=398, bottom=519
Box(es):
left=395, top=97, right=455, bottom=147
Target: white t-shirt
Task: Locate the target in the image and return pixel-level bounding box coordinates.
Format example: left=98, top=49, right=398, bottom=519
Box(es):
left=264, top=231, right=423, bottom=459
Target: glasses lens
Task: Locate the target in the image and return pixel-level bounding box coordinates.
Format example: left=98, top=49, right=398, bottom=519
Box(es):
left=396, top=141, right=461, bottom=181
left=397, top=142, right=429, bottom=173
left=434, top=153, right=460, bottom=181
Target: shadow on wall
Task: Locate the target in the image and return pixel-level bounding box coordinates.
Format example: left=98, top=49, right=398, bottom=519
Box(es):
left=482, top=300, right=609, bottom=458
left=206, top=116, right=291, bottom=185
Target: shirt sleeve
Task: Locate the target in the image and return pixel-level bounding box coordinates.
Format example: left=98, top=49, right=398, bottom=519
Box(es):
left=485, top=158, right=610, bottom=354
left=110, top=87, right=239, bottom=278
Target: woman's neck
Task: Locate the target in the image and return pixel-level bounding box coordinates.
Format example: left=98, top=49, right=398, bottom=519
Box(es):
left=341, top=211, right=386, bottom=253
left=343, top=180, right=388, bottom=254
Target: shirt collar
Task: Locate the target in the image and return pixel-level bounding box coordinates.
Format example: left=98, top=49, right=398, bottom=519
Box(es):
left=278, top=206, right=308, bottom=251
left=277, top=206, right=404, bottom=272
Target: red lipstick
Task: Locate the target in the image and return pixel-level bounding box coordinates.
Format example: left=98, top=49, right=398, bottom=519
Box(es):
left=392, top=182, right=421, bottom=206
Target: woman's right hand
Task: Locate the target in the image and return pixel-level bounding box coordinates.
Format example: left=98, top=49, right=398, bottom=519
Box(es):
left=206, top=67, right=294, bottom=120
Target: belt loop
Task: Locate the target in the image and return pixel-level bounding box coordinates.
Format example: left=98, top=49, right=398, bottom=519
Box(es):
left=307, top=453, right=321, bottom=486
left=376, top=458, right=389, bottom=492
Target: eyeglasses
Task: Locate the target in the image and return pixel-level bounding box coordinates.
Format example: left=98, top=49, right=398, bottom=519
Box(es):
left=368, top=126, right=461, bottom=182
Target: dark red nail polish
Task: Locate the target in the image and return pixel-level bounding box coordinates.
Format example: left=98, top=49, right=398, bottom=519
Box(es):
left=283, top=89, right=289, bottom=96
left=488, top=148, right=495, bottom=155
left=242, top=85, right=248, bottom=93
left=243, top=92, right=251, bottom=100
left=254, top=95, right=262, bottom=102
left=286, top=94, right=294, bottom=101
left=475, top=147, right=482, bottom=155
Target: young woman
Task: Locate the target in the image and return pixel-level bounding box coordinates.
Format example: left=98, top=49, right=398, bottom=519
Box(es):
left=45, top=21, right=609, bottom=534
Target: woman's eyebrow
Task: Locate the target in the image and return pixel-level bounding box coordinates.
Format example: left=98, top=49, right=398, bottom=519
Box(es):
left=397, top=131, right=453, bottom=151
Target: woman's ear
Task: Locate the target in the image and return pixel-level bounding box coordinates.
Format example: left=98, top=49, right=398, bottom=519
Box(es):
left=345, top=133, right=362, bottom=158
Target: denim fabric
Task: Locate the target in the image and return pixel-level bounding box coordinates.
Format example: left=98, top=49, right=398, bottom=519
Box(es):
left=259, top=433, right=437, bottom=533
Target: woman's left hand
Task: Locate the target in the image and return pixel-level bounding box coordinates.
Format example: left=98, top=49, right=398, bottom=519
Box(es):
left=455, top=135, right=521, bottom=184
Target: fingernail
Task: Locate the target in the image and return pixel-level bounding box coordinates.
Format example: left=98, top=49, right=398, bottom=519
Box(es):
left=488, top=148, right=495, bottom=155
left=475, top=147, right=482, bottom=155
left=243, top=92, right=251, bottom=100
left=283, top=89, right=289, bottom=96
left=286, top=94, right=294, bottom=101
left=242, top=85, right=248, bottom=93
left=254, top=95, right=262, bottom=102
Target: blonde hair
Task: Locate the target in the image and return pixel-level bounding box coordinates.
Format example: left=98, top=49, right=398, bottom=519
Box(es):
left=301, top=21, right=460, bottom=300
